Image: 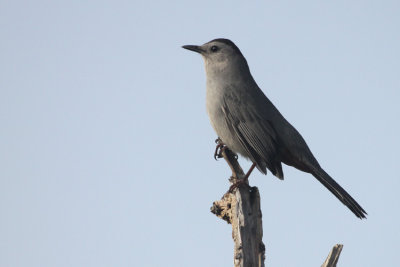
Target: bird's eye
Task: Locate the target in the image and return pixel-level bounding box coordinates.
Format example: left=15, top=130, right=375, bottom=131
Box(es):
left=210, top=45, right=219, bottom=52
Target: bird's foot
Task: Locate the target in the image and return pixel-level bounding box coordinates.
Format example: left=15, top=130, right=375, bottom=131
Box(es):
left=214, top=138, right=225, bottom=160
left=228, top=163, right=257, bottom=193
left=228, top=177, right=249, bottom=193
left=214, top=138, right=238, bottom=160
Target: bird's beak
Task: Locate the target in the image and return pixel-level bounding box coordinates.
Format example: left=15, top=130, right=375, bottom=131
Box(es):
left=182, top=45, right=204, bottom=54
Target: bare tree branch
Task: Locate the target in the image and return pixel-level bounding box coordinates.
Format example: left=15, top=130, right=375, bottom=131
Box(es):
left=211, top=148, right=265, bottom=267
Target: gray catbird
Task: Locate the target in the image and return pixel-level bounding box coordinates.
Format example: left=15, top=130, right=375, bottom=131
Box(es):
left=182, top=38, right=367, bottom=219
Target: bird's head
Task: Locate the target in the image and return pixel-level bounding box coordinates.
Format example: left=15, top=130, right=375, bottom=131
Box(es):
left=183, top=38, right=248, bottom=75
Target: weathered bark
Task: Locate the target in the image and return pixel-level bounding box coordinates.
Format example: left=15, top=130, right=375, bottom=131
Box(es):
left=321, top=244, right=343, bottom=267
left=210, top=148, right=265, bottom=267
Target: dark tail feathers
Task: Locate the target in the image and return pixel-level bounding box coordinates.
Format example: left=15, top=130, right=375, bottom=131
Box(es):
left=312, top=168, right=367, bottom=219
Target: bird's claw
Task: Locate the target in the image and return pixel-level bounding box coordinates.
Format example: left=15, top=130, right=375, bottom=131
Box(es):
left=228, top=178, right=249, bottom=193
left=214, top=137, right=226, bottom=160
left=214, top=143, right=225, bottom=160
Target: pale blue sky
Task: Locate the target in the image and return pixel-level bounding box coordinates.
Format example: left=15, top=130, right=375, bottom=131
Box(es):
left=1, top=1, right=399, bottom=266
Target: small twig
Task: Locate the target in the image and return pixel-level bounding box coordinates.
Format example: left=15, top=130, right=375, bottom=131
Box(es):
left=321, top=244, right=343, bottom=267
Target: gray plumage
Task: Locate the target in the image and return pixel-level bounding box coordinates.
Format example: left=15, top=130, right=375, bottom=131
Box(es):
left=183, top=38, right=367, bottom=219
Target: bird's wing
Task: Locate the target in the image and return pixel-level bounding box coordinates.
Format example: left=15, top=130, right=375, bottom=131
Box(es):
left=221, top=91, right=283, bottom=178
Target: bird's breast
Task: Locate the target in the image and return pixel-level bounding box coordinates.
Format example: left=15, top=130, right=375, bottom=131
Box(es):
left=205, top=81, right=247, bottom=156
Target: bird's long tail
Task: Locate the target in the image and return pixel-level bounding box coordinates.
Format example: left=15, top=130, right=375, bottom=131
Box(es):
left=312, top=168, right=367, bottom=219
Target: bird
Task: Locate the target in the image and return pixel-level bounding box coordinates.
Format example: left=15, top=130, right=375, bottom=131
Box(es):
left=182, top=38, right=367, bottom=219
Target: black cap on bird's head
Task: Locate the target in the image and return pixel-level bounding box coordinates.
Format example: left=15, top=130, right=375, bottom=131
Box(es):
left=182, top=38, right=244, bottom=59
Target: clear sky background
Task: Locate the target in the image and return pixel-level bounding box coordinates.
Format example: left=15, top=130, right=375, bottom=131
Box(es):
left=1, top=1, right=399, bottom=266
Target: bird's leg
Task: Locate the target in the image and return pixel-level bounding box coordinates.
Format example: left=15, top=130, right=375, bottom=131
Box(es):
left=214, top=137, right=225, bottom=160
left=243, top=162, right=257, bottom=181
left=229, top=162, right=257, bottom=192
